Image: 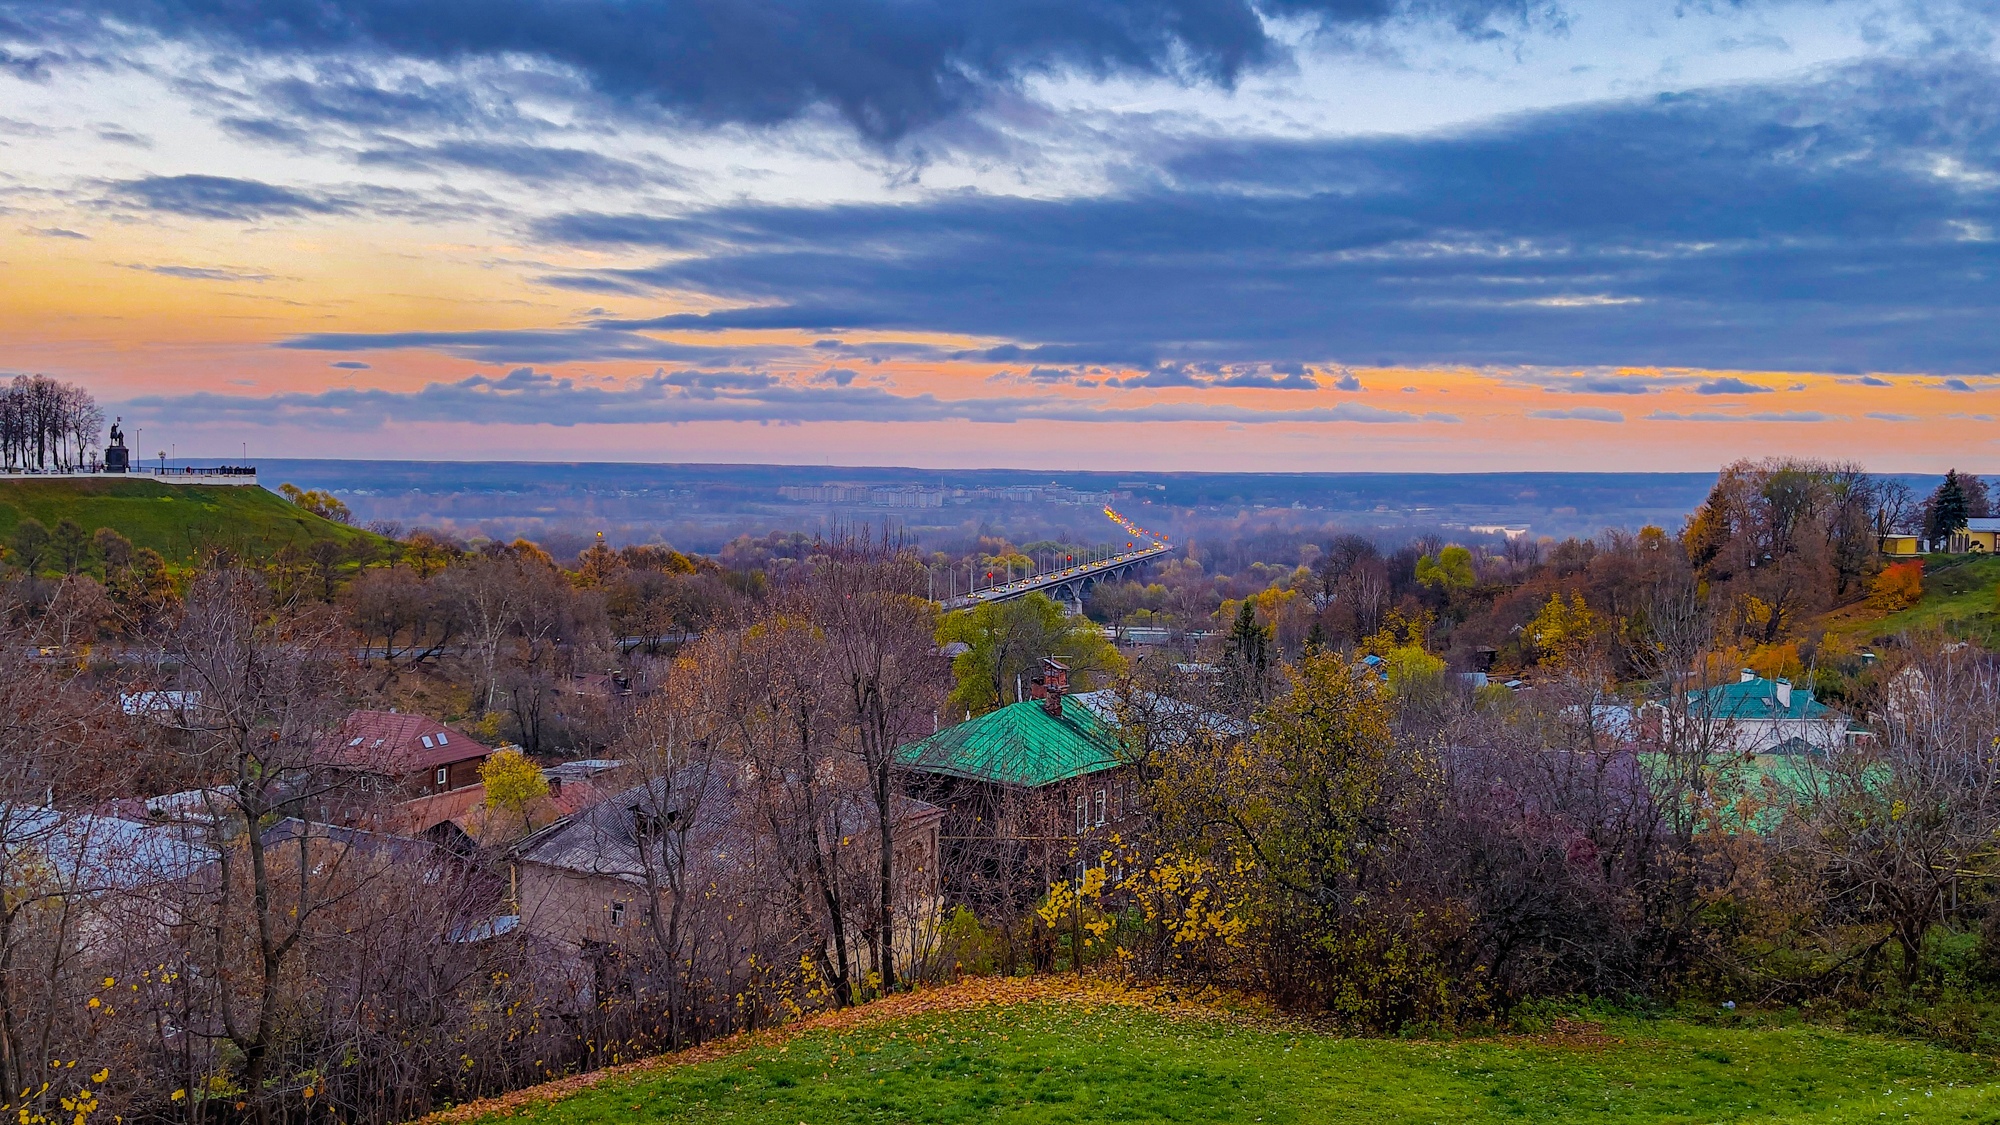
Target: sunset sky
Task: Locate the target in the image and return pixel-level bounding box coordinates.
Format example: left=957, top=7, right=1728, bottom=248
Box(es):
left=2, top=0, right=1996, bottom=471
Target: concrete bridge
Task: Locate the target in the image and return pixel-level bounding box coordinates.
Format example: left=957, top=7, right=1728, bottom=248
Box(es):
left=941, top=542, right=1172, bottom=612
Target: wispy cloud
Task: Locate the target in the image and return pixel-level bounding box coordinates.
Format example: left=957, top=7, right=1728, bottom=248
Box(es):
left=1695, top=377, right=1773, bottom=396
left=126, top=263, right=275, bottom=282
left=1647, top=411, right=1841, bottom=423
left=122, top=367, right=1465, bottom=429
left=107, top=174, right=347, bottom=220
left=1528, top=407, right=1625, bottom=422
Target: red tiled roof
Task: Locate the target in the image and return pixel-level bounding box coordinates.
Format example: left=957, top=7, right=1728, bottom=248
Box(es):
left=324, top=710, right=493, bottom=774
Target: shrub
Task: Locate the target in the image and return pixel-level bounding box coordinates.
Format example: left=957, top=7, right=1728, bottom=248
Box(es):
left=1868, top=560, right=1923, bottom=611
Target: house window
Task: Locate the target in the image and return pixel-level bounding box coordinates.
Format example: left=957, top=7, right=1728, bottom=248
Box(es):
left=435, top=732, right=449, bottom=746
left=610, top=901, right=625, bottom=927
left=1076, top=795, right=1087, bottom=833
left=1095, top=789, right=1106, bottom=827
left=1111, top=782, right=1121, bottom=820
left=421, top=734, right=435, bottom=749
left=436, top=766, right=448, bottom=787
left=1076, top=861, right=1087, bottom=886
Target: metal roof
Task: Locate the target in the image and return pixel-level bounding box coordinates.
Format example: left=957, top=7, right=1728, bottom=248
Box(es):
left=324, top=710, right=493, bottom=774
left=896, top=696, right=1125, bottom=788
left=1687, top=676, right=1835, bottom=722
left=2, top=807, right=217, bottom=890
left=515, top=772, right=941, bottom=883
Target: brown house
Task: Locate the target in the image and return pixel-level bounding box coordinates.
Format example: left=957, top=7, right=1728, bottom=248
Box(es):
left=511, top=771, right=944, bottom=982
left=896, top=661, right=1147, bottom=914
left=318, top=711, right=499, bottom=835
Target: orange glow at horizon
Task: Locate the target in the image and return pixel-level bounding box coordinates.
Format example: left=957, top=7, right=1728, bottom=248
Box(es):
left=3, top=211, right=1993, bottom=473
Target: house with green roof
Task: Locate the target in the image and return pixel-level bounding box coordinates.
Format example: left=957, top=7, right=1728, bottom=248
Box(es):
left=897, top=660, right=1142, bottom=909
left=898, top=692, right=1125, bottom=788
left=1683, top=669, right=1858, bottom=755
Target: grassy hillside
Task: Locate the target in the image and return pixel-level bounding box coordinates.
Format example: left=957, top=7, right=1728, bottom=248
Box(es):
left=1824, top=554, right=2000, bottom=648
left=0, top=477, right=384, bottom=563
left=432, top=979, right=2000, bottom=1125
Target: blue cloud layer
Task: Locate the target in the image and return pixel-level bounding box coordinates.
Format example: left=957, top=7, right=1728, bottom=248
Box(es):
left=123, top=366, right=1460, bottom=428
left=512, top=58, right=2000, bottom=374
left=16, top=0, right=1537, bottom=142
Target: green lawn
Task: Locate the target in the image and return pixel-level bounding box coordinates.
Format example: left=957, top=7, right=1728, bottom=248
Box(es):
left=492, top=993, right=2000, bottom=1125
left=0, top=477, right=383, bottom=563
left=1835, top=554, right=2000, bottom=647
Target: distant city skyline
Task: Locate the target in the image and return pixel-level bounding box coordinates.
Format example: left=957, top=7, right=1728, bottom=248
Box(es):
left=3, top=0, right=1997, bottom=471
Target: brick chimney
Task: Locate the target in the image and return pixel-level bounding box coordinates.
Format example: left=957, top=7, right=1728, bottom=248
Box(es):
left=1031, top=657, right=1070, bottom=716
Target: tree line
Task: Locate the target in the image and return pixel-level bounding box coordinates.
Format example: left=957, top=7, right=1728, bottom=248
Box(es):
left=1, top=375, right=104, bottom=472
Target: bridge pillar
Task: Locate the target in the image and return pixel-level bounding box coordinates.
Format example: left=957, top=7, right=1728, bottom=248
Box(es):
left=1053, top=580, right=1084, bottom=615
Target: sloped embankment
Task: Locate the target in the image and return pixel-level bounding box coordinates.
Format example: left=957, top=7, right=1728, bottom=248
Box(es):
left=421, top=977, right=2000, bottom=1125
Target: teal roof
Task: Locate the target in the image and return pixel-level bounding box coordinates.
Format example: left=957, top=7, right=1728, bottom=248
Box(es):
left=897, top=697, right=1125, bottom=788
left=1688, top=676, right=1834, bottom=722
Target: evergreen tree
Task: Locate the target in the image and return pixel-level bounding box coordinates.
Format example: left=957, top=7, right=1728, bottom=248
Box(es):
left=1304, top=618, right=1328, bottom=654
left=1926, top=469, right=1972, bottom=546
left=1223, top=600, right=1272, bottom=710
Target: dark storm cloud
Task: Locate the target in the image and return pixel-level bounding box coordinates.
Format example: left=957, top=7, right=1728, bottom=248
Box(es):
left=122, top=367, right=1454, bottom=428
left=527, top=58, right=2000, bottom=374
left=17, top=0, right=1541, bottom=142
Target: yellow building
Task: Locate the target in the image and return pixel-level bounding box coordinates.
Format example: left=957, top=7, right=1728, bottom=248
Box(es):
left=1946, top=518, right=2000, bottom=553
left=1879, top=534, right=1923, bottom=558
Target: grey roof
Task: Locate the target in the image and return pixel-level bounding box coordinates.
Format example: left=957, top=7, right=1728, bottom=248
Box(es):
left=516, top=768, right=939, bottom=884
left=1068, top=688, right=1245, bottom=740
left=514, top=776, right=693, bottom=883
left=2, top=807, right=217, bottom=890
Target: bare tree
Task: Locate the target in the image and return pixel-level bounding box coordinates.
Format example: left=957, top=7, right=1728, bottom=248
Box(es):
left=804, top=529, right=946, bottom=992
left=157, top=570, right=370, bottom=1125
left=613, top=653, right=737, bottom=1046
left=0, top=637, right=123, bottom=1115
left=715, top=618, right=869, bottom=1006
left=1791, top=641, right=2000, bottom=985
left=0, top=376, right=102, bottom=471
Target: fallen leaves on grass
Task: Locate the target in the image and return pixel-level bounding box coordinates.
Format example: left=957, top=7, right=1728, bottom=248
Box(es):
left=415, top=976, right=1208, bottom=1125
left=1504, top=1018, right=1625, bottom=1052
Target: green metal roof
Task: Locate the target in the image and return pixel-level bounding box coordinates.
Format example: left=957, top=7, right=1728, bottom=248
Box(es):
left=1688, top=676, right=1834, bottom=722
left=897, top=697, right=1125, bottom=788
